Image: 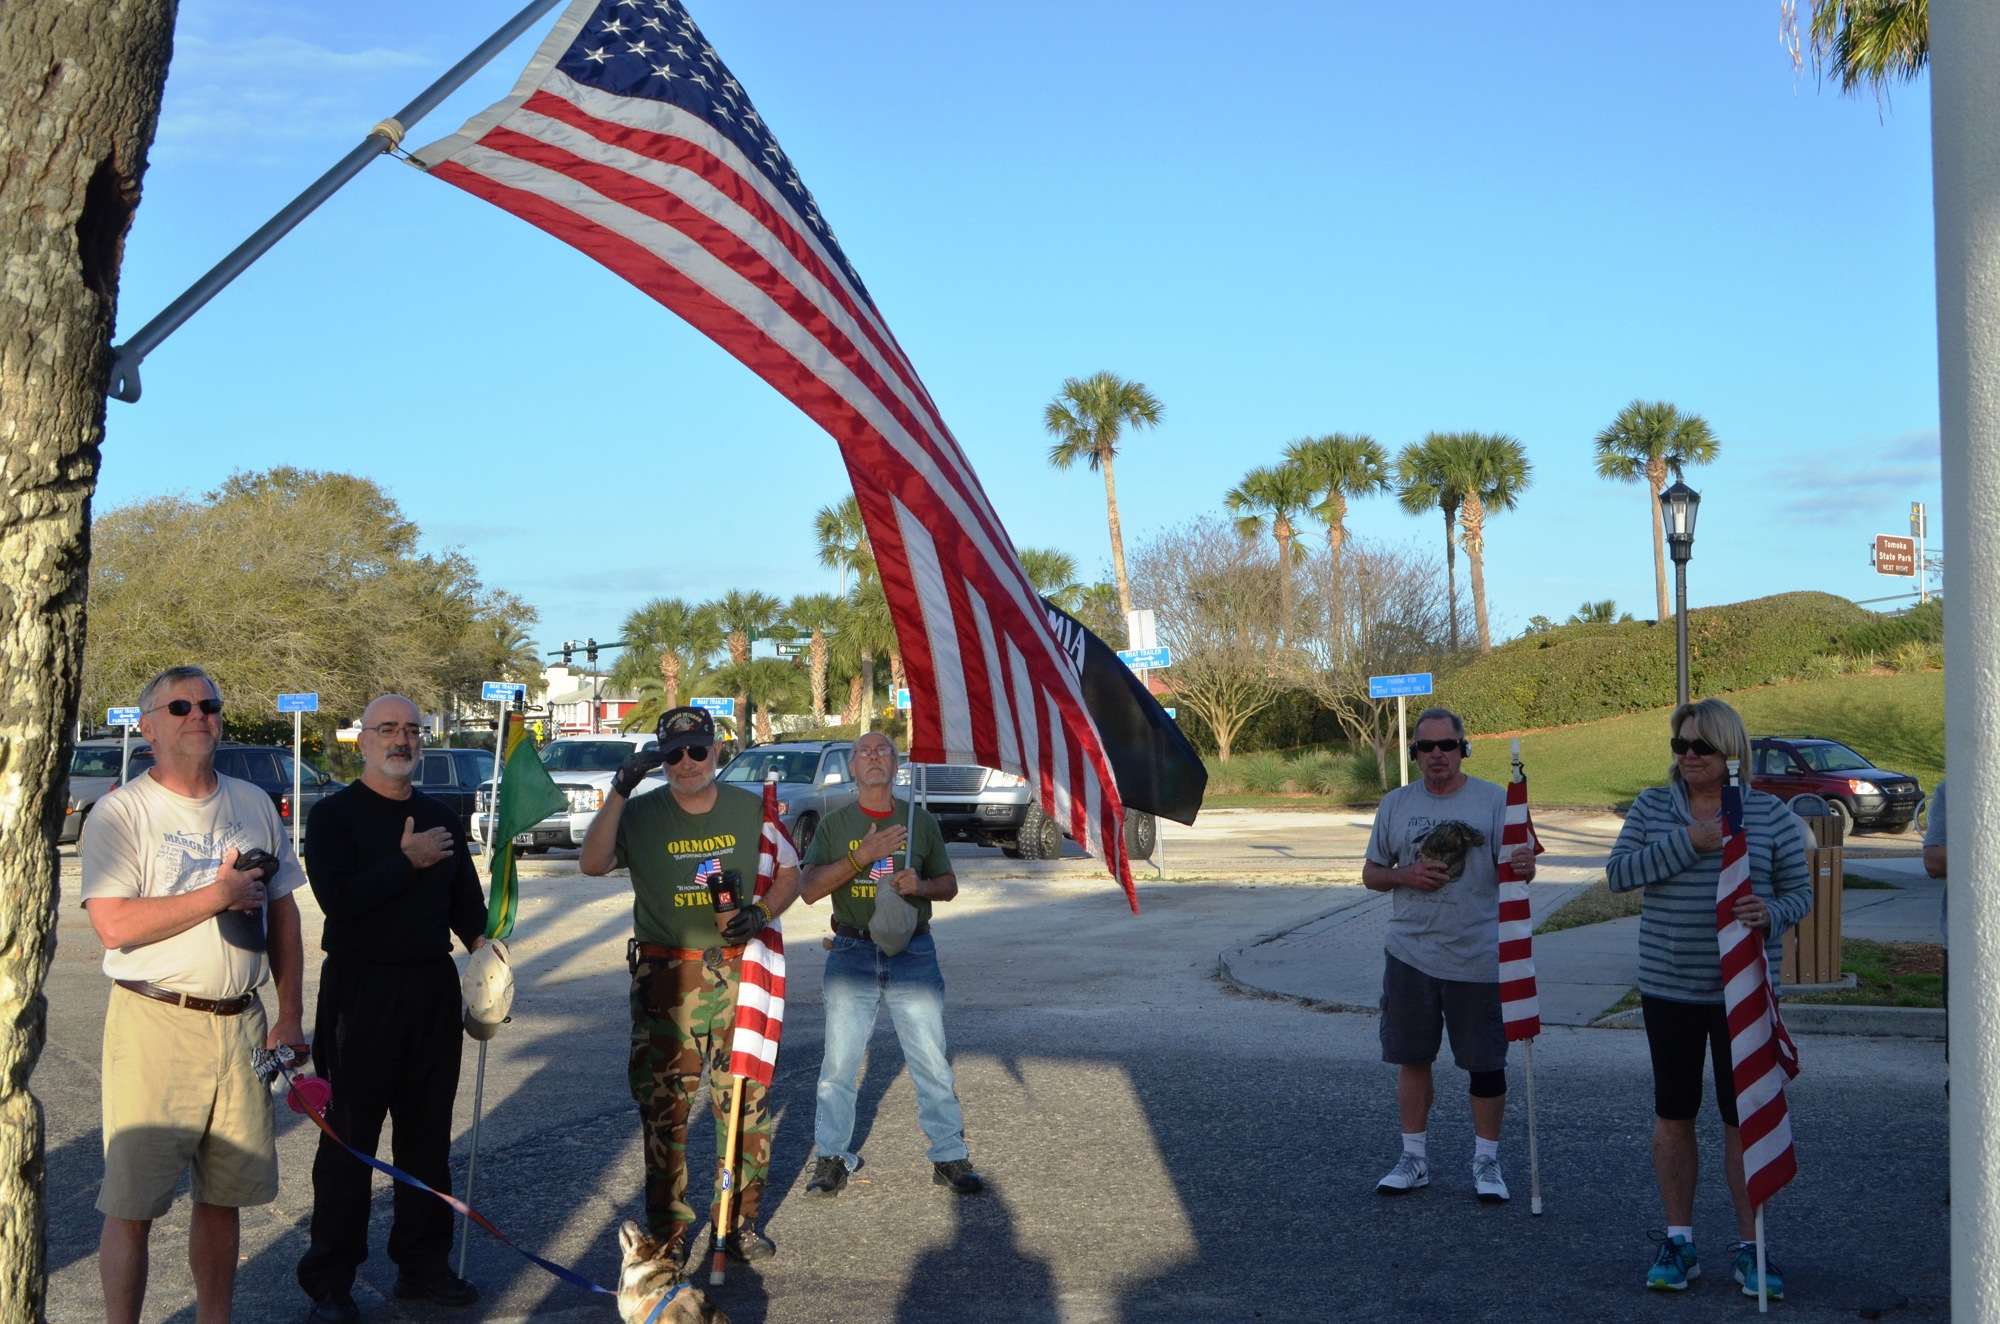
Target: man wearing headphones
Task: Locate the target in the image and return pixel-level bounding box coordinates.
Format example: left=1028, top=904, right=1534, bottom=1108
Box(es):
left=1361, top=707, right=1535, bottom=1203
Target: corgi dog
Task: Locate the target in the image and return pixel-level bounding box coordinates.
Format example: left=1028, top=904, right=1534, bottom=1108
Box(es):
left=617, top=1221, right=730, bottom=1324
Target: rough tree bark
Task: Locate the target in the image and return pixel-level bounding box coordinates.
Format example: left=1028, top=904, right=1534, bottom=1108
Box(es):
left=0, top=3, right=177, bottom=1317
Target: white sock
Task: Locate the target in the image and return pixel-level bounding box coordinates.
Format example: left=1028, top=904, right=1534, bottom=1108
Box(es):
left=1401, top=1132, right=1427, bottom=1161
left=1668, top=1225, right=1695, bottom=1247
left=1474, top=1135, right=1499, bottom=1162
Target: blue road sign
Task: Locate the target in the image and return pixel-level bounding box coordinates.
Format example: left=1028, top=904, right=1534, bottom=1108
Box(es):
left=106, top=706, right=141, bottom=727
left=277, top=692, right=319, bottom=713
left=895, top=688, right=911, bottom=710
left=1117, top=646, right=1173, bottom=670
left=481, top=681, right=527, bottom=702
left=1367, top=672, right=1434, bottom=700
left=692, top=696, right=736, bottom=717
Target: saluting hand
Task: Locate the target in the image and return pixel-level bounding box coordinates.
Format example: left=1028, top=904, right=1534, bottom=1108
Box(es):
left=401, top=817, right=455, bottom=869
left=213, top=848, right=268, bottom=912
left=857, top=822, right=907, bottom=866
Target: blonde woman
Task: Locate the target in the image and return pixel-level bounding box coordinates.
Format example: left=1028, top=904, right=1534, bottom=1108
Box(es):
left=1607, top=698, right=1812, bottom=1299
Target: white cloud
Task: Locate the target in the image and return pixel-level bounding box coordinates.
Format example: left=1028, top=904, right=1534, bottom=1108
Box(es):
left=156, top=34, right=430, bottom=155
left=1757, top=428, right=1941, bottom=518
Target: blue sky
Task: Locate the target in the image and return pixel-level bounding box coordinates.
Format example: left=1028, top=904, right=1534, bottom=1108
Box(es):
left=106, top=0, right=1942, bottom=659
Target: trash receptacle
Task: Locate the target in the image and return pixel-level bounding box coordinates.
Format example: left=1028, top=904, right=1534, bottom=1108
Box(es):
left=1781, top=795, right=1844, bottom=986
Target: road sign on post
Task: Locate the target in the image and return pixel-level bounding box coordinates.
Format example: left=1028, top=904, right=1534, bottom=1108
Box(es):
left=1127, top=609, right=1158, bottom=651
left=692, top=697, right=736, bottom=717
left=774, top=642, right=808, bottom=658
left=277, top=693, right=319, bottom=857
left=481, top=681, right=527, bottom=703
left=1117, top=646, right=1172, bottom=671
left=1874, top=534, right=1918, bottom=578
left=107, top=706, right=141, bottom=786
left=1368, top=673, right=1435, bottom=788
left=895, top=688, right=911, bottom=710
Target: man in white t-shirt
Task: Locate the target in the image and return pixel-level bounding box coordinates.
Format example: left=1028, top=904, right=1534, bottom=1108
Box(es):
left=1361, top=707, right=1534, bottom=1204
left=81, top=665, right=307, bottom=1324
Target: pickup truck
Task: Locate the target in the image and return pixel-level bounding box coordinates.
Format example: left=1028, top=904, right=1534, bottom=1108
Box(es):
left=472, top=732, right=667, bottom=852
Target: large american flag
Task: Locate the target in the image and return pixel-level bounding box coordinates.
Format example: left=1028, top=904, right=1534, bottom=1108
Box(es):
left=1496, top=759, right=1543, bottom=1041
left=727, top=775, right=793, bottom=1086
left=1717, top=768, right=1799, bottom=1208
left=413, top=0, right=1135, bottom=903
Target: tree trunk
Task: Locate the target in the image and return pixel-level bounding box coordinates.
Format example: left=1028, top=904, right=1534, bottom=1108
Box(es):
left=809, top=631, right=827, bottom=724
left=889, top=649, right=905, bottom=707
left=728, top=629, right=749, bottom=668
left=1648, top=458, right=1670, bottom=622
left=1101, top=451, right=1133, bottom=619
left=860, top=651, right=875, bottom=733
left=1442, top=506, right=1460, bottom=652
left=1326, top=498, right=1347, bottom=661
left=1273, top=516, right=1294, bottom=642
left=660, top=654, right=681, bottom=711
left=754, top=703, right=772, bottom=743
left=843, top=673, right=862, bottom=725
left=1, top=5, right=176, bottom=1314
left=1461, top=494, right=1491, bottom=652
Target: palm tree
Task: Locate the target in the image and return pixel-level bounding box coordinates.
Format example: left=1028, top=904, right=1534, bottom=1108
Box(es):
left=1043, top=371, right=1164, bottom=619
left=836, top=582, right=897, bottom=732
left=1570, top=599, right=1634, bottom=625
left=1283, top=433, right=1390, bottom=655
left=613, top=598, right=723, bottom=712
left=1592, top=401, right=1720, bottom=622
left=710, top=657, right=807, bottom=743
left=1224, top=462, right=1315, bottom=635
left=1791, top=0, right=1927, bottom=95
left=813, top=494, right=875, bottom=595
left=1016, top=547, right=1083, bottom=611
left=1442, top=432, right=1532, bottom=653
left=706, top=589, right=783, bottom=730
left=1395, top=434, right=1471, bottom=652
left=785, top=592, right=844, bottom=724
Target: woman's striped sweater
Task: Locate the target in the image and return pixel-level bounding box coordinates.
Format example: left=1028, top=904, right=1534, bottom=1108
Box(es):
left=1606, top=780, right=1814, bottom=1004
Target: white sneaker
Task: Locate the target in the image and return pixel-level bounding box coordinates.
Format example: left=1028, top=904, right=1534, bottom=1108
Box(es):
left=1377, top=1153, right=1429, bottom=1195
left=1473, top=1154, right=1510, bottom=1203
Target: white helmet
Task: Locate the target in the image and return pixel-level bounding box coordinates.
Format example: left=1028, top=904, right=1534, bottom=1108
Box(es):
left=462, top=940, right=515, bottom=1041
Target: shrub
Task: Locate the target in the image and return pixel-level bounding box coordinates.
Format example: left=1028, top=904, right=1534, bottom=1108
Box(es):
left=1799, top=653, right=1845, bottom=682
left=1891, top=640, right=1943, bottom=674
left=1845, top=651, right=1879, bottom=676
left=1236, top=751, right=1291, bottom=794
left=1845, top=598, right=1942, bottom=658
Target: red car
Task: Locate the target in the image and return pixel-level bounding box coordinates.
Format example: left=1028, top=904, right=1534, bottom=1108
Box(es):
left=1750, top=737, right=1925, bottom=838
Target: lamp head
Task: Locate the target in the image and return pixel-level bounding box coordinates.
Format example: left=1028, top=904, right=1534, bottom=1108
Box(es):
left=1659, top=478, right=1700, bottom=564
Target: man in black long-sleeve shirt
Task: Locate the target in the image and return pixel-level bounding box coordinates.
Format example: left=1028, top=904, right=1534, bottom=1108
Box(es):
left=296, top=695, right=488, bottom=1322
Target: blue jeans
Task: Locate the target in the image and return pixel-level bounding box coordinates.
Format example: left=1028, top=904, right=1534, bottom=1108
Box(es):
left=815, top=932, right=968, bottom=1165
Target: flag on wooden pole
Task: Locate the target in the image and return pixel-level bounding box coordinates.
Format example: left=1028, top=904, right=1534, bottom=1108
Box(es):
left=1497, top=746, right=1544, bottom=1040
left=1718, top=761, right=1800, bottom=1208
left=726, top=774, right=792, bottom=1085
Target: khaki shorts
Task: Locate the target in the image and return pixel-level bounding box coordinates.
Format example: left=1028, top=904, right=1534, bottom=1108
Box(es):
left=98, top=985, right=278, bottom=1219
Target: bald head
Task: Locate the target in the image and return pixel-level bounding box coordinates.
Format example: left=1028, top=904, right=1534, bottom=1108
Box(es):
left=851, top=730, right=898, bottom=793
left=358, top=694, right=423, bottom=793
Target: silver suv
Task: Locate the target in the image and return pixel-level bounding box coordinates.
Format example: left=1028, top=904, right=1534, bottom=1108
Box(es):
left=716, top=741, right=857, bottom=855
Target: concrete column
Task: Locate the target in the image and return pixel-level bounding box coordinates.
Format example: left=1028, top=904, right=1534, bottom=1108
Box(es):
left=1932, top=3, right=2000, bottom=1317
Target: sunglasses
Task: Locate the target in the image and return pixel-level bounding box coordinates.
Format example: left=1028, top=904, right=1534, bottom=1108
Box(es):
left=664, top=744, right=711, bottom=766
left=1411, top=738, right=1467, bottom=754
left=1670, top=737, right=1721, bottom=756
left=152, top=697, right=223, bottom=717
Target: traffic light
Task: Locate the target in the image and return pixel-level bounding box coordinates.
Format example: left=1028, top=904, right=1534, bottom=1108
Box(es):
left=586, top=637, right=599, bottom=666
left=560, top=640, right=575, bottom=667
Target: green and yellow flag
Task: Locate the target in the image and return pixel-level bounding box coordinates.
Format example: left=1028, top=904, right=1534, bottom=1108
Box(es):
left=487, top=713, right=567, bottom=940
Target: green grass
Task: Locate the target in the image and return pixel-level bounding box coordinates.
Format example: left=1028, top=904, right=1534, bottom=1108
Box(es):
left=1464, top=671, right=1942, bottom=809
left=1536, top=880, right=1641, bottom=933
left=1787, top=939, right=1944, bottom=1008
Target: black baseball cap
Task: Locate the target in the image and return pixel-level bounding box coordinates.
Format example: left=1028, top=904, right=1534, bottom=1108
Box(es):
left=656, top=706, right=715, bottom=754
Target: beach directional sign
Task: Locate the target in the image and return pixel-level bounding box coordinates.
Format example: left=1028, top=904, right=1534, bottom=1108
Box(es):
left=693, top=696, right=736, bottom=717
left=481, top=681, right=527, bottom=703
left=1368, top=672, right=1434, bottom=700
left=107, top=706, right=141, bottom=727
left=774, top=641, right=808, bottom=658
left=277, top=692, right=319, bottom=713
left=1117, top=646, right=1173, bottom=671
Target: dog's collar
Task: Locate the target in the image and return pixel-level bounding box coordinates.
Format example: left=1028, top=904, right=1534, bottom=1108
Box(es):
left=644, top=1280, right=685, bottom=1324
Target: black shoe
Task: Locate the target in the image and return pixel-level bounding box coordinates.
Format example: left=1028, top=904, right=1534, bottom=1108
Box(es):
left=393, top=1272, right=479, bottom=1307
left=306, top=1287, right=359, bottom=1323
left=723, top=1229, right=776, bottom=1263
left=933, top=1159, right=985, bottom=1195
left=807, top=1155, right=850, bottom=1198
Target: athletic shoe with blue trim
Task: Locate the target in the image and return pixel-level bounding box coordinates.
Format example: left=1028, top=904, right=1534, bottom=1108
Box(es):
left=1646, top=1234, right=1699, bottom=1291
left=1734, top=1242, right=1784, bottom=1299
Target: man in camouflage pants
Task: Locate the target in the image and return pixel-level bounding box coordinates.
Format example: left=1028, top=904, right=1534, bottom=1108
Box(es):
left=582, top=707, right=800, bottom=1264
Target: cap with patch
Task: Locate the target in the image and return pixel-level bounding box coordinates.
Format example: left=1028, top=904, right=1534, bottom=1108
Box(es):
left=656, top=705, right=715, bottom=755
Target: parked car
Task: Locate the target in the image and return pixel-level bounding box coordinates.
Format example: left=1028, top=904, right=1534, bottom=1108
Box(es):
left=895, top=762, right=1157, bottom=861
left=1750, top=737, right=1925, bottom=838
left=714, top=741, right=857, bottom=853
left=412, top=747, right=497, bottom=839
left=473, top=732, right=666, bottom=852
left=61, top=738, right=151, bottom=844
left=212, top=745, right=345, bottom=830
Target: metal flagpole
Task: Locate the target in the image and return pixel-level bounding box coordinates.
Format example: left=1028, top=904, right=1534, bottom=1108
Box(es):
left=1756, top=1205, right=1769, bottom=1313
left=456, top=1038, right=489, bottom=1278
left=104, top=0, right=567, bottom=403
left=291, top=709, right=304, bottom=859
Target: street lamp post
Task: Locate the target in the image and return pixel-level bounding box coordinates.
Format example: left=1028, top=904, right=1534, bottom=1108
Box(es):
left=1659, top=478, right=1701, bottom=707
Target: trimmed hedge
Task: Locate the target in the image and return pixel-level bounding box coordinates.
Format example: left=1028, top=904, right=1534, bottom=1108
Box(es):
left=1844, top=598, right=1942, bottom=657
left=1436, top=592, right=1878, bottom=733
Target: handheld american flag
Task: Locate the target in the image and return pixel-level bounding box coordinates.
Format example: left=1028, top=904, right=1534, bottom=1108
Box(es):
left=727, top=775, right=793, bottom=1086
left=413, top=0, right=1135, bottom=905
left=1718, top=764, right=1800, bottom=1209
left=1496, top=754, right=1545, bottom=1041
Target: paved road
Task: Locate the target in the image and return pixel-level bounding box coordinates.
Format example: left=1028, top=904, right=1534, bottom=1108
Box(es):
left=39, top=814, right=1948, bottom=1322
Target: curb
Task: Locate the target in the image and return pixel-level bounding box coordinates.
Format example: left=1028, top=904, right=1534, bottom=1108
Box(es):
left=1594, top=1003, right=1943, bottom=1038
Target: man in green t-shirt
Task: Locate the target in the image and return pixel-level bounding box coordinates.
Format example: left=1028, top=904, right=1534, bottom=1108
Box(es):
left=797, top=731, right=983, bottom=1199
left=580, top=707, right=800, bottom=1266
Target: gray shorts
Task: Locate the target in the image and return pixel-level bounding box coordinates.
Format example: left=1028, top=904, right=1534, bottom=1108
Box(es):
left=1378, top=952, right=1507, bottom=1073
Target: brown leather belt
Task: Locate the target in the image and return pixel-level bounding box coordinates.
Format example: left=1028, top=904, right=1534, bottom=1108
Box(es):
left=832, top=920, right=929, bottom=943
left=115, top=979, right=255, bottom=1016
left=630, top=941, right=746, bottom=962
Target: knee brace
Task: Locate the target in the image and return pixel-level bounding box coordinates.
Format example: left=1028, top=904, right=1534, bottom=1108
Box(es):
left=1468, top=1068, right=1507, bottom=1099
